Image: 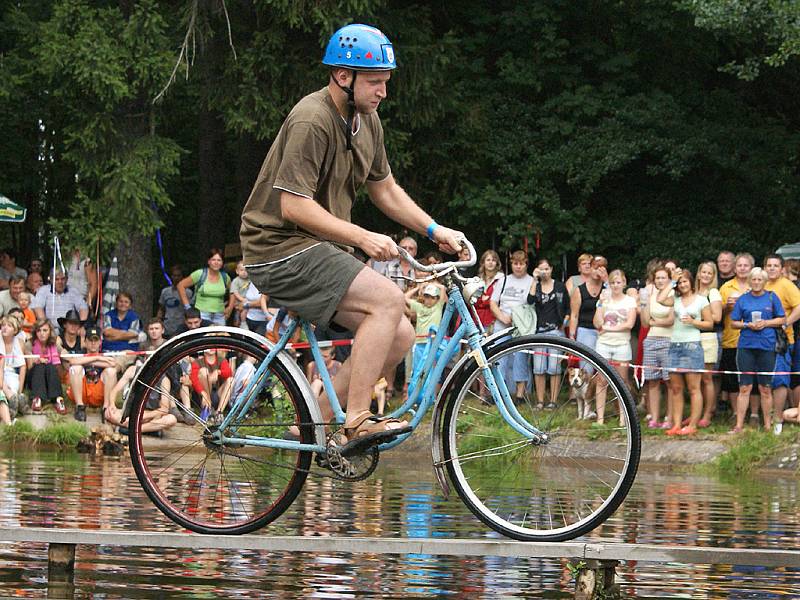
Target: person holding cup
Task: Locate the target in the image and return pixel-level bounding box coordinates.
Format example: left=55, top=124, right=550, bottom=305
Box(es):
left=719, top=253, right=754, bottom=415
left=640, top=264, right=675, bottom=429
left=695, top=261, right=723, bottom=426
left=665, top=270, right=713, bottom=436
left=632, top=258, right=662, bottom=393
left=729, top=267, right=786, bottom=433
left=593, top=269, right=637, bottom=425
left=527, top=258, right=570, bottom=409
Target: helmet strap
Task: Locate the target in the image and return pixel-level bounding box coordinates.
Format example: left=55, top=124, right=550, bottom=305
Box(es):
left=332, top=70, right=357, bottom=151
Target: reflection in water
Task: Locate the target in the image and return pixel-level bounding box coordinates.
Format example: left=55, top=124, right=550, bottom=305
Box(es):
left=1, top=452, right=799, bottom=597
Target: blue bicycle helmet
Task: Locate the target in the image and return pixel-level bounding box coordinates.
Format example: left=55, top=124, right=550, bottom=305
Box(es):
left=322, top=24, right=396, bottom=71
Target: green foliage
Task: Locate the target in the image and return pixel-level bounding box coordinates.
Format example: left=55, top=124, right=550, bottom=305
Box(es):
left=3, top=0, right=800, bottom=292
left=682, top=0, right=800, bottom=79
left=0, top=419, right=89, bottom=447
left=712, top=429, right=785, bottom=475
left=0, top=419, right=36, bottom=444
left=35, top=420, right=90, bottom=446
left=566, top=559, right=587, bottom=580
left=3, top=0, right=180, bottom=252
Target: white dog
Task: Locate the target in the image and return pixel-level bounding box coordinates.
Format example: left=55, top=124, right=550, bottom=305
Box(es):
left=568, top=367, right=595, bottom=420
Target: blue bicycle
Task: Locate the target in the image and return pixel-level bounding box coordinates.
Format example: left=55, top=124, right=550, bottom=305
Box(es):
left=128, top=240, right=640, bottom=541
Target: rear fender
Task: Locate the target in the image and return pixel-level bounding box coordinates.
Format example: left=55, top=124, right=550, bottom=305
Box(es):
left=127, top=326, right=326, bottom=448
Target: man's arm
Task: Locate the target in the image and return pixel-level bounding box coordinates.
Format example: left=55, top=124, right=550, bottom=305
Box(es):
left=280, top=191, right=396, bottom=261
left=366, top=175, right=462, bottom=254
left=63, top=353, right=117, bottom=367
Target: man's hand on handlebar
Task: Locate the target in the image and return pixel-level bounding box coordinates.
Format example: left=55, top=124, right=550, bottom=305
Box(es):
left=360, top=231, right=400, bottom=262
left=431, top=226, right=464, bottom=255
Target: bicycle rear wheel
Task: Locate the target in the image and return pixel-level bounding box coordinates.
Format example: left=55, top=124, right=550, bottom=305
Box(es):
left=128, top=331, right=314, bottom=534
left=441, top=335, right=640, bottom=541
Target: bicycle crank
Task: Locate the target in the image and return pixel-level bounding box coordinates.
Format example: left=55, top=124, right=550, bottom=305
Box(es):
left=323, top=432, right=379, bottom=481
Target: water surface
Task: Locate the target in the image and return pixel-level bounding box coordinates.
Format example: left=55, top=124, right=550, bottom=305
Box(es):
left=1, top=448, right=798, bottom=598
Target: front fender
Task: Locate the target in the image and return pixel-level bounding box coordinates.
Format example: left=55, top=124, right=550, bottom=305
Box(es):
left=429, top=327, right=514, bottom=499
left=127, top=326, right=327, bottom=448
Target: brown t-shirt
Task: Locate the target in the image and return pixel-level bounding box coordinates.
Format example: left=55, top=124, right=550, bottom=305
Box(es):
left=240, top=87, right=391, bottom=264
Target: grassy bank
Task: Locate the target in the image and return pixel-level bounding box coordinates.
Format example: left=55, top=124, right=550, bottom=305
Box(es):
left=0, top=419, right=89, bottom=448
left=702, top=428, right=800, bottom=476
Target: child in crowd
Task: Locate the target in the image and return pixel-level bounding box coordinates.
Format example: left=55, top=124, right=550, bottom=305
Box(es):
left=230, top=261, right=251, bottom=327
left=405, top=283, right=447, bottom=380
left=16, top=292, right=35, bottom=337
left=7, top=308, right=30, bottom=343
left=27, top=319, right=65, bottom=414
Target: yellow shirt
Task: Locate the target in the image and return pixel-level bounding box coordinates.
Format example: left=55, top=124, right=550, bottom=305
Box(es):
left=765, top=277, right=800, bottom=344
left=720, top=279, right=749, bottom=349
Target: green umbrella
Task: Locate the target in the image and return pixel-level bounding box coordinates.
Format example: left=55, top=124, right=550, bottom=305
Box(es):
left=0, top=195, right=26, bottom=222
left=775, top=242, right=800, bottom=259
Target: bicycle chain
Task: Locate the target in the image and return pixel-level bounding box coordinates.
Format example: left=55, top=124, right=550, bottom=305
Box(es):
left=220, top=426, right=380, bottom=482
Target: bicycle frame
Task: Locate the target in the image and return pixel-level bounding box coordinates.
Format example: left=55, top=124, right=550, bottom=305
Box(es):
left=211, top=269, right=543, bottom=455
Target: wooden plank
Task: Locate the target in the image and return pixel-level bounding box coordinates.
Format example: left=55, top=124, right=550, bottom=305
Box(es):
left=0, top=527, right=583, bottom=559
left=1, top=527, right=799, bottom=567
left=584, top=542, right=800, bottom=568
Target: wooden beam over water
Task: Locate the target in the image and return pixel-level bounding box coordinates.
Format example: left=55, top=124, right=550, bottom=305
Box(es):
left=1, top=526, right=798, bottom=567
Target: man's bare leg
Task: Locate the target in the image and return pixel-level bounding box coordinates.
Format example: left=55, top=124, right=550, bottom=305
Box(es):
left=216, top=378, right=233, bottom=413
left=773, top=386, right=788, bottom=426
left=101, top=367, right=118, bottom=411
left=316, top=268, right=415, bottom=427
left=69, top=366, right=85, bottom=406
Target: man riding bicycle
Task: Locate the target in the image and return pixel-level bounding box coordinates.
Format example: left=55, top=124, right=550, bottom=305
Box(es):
left=240, top=23, right=463, bottom=454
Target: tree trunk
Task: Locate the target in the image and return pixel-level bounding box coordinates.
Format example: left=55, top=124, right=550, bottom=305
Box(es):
left=115, top=234, right=153, bottom=322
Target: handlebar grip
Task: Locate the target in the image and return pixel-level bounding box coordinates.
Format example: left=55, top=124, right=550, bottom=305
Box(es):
left=396, top=237, right=476, bottom=272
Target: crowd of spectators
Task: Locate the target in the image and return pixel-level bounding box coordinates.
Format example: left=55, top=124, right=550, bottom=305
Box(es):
left=371, top=238, right=800, bottom=437
left=0, top=240, right=798, bottom=441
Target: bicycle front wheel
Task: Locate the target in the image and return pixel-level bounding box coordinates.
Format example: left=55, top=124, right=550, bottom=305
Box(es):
left=441, top=335, right=640, bottom=541
left=128, top=331, right=314, bottom=534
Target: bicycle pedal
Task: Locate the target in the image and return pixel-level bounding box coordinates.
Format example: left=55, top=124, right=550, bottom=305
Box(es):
left=339, top=425, right=412, bottom=458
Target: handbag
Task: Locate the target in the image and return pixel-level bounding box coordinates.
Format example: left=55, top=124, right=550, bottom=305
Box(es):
left=775, top=326, right=789, bottom=355
left=770, top=292, right=789, bottom=355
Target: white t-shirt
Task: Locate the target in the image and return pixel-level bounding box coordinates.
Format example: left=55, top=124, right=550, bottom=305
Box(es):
left=597, top=295, right=637, bottom=346
left=672, top=294, right=710, bottom=343
left=231, top=360, right=256, bottom=403
left=243, top=282, right=268, bottom=322
left=491, top=273, right=533, bottom=332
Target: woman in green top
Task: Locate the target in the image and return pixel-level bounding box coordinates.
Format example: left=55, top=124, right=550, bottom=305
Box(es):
left=177, top=248, right=232, bottom=326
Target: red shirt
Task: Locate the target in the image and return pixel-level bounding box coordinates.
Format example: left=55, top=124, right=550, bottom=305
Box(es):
left=189, top=355, right=232, bottom=393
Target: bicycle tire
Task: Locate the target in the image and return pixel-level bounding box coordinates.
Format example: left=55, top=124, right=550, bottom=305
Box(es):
left=441, top=334, right=640, bottom=541
left=128, top=331, right=313, bottom=535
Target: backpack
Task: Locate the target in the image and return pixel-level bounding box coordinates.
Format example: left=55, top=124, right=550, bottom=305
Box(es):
left=511, top=303, right=538, bottom=337
left=192, top=267, right=231, bottom=306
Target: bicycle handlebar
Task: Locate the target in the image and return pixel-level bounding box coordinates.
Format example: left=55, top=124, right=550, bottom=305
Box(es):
left=396, top=237, right=477, bottom=273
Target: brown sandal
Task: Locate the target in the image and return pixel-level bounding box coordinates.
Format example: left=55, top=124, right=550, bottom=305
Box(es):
left=339, top=410, right=411, bottom=457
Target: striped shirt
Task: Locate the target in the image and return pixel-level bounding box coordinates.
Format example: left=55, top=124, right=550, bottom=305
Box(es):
left=32, top=286, right=88, bottom=332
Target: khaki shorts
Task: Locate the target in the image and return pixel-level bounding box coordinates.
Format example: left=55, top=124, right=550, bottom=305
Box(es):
left=247, top=243, right=364, bottom=327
